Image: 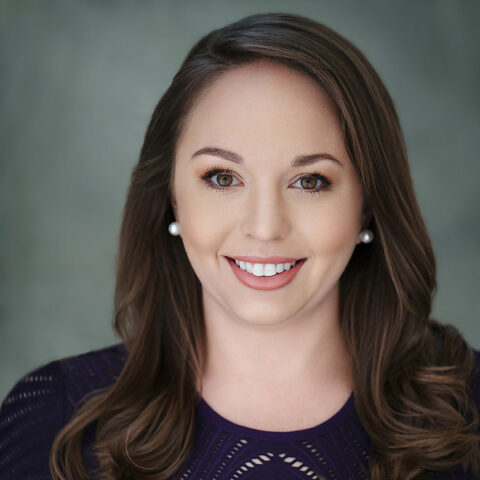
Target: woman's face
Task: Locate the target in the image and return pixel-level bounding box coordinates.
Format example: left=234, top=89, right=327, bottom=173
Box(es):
left=172, top=60, right=366, bottom=327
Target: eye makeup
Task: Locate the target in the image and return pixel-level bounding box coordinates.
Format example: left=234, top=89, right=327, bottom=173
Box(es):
left=200, top=164, right=333, bottom=194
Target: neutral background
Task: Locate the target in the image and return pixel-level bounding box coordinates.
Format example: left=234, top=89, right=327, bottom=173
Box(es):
left=1, top=0, right=479, bottom=400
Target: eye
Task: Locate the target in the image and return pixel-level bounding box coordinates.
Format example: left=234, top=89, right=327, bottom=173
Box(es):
left=200, top=166, right=332, bottom=194
left=291, top=173, right=332, bottom=194
left=201, top=167, right=241, bottom=191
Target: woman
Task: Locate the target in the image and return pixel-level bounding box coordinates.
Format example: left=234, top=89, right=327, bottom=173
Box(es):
left=1, top=12, right=479, bottom=480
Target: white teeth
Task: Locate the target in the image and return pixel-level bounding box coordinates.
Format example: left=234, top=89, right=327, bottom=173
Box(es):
left=234, top=259, right=298, bottom=276
left=252, top=263, right=264, bottom=276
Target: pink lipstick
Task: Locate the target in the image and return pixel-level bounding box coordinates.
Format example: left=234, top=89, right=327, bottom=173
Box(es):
left=225, top=256, right=307, bottom=291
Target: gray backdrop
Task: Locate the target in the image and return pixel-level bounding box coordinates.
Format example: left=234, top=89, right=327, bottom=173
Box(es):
left=1, top=0, right=479, bottom=400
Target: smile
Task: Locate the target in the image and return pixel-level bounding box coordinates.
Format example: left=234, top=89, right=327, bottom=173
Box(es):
left=225, top=256, right=307, bottom=291
left=233, top=258, right=300, bottom=276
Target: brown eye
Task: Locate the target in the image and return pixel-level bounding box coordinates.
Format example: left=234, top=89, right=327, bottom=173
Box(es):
left=217, top=173, right=234, bottom=187
left=292, top=173, right=332, bottom=194
left=201, top=167, right=241, bottom=191
left=300, top=176, right=317, bottom=190
left=201, top=167, right=331, bottom=194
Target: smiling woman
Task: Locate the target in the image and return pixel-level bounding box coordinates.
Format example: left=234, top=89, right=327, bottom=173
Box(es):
left=1, top=11, right=479, bottom=480
left=171, top=60, right=366, bottom=330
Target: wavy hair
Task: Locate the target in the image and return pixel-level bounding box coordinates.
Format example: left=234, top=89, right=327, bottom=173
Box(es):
left=50, top=12, right=480, bottom=480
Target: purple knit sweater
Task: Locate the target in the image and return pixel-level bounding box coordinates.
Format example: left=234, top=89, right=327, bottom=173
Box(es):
left=1, top=343, right=479, bottom=479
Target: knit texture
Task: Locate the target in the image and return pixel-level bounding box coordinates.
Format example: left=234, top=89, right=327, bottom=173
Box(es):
left=1, top=343, right=479, bottom=479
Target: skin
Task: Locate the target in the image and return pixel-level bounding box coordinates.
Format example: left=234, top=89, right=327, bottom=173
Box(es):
left=171, top=60, right=370, bottom=431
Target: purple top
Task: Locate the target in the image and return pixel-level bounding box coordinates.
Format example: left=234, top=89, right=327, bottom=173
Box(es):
left=1, top=343, right=479, bottom=479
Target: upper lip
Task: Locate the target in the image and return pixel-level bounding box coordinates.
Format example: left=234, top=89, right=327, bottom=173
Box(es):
left=226, top=255, right=304, bottom=264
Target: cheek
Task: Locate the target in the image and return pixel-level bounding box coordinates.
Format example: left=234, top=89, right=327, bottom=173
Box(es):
left=175, top=180, right=234, bottom=256
left=176, top=166, right=235, bottom=216
left=297, top=195, right=363, bottom=253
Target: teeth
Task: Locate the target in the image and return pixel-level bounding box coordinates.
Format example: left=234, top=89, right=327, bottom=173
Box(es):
left=234, top=259, right=298, bottom=277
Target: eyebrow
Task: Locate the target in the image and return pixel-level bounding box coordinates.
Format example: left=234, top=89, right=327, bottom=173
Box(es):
left=191, top=146, right=343, bottom=168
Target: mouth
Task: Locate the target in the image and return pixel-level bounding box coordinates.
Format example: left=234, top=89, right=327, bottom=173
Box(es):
left=225, top=256, right=306, bottom=273
left=224, top=256, right=307, bottom=291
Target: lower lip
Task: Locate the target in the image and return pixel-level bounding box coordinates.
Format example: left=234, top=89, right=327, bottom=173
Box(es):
left=225, top=257, right=307, bottom=291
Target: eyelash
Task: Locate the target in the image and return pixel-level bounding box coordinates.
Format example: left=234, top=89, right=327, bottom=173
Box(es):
left=200, top=165, right=333, bottom=195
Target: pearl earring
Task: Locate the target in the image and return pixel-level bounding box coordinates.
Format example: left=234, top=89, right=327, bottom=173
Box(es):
left=359, top=229, right=374, bottom=243
left=168, top=221, right=181, bottom=236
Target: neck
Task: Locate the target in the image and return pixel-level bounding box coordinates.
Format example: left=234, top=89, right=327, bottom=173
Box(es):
left=198, top=285, right=353, bottom=397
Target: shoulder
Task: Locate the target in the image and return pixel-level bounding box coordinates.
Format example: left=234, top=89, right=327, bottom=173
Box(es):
left=0, top=343, right=126, bottom=480
left=57, top=342, right=127, bottom=411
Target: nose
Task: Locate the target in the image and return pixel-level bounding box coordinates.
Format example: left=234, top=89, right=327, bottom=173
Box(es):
left=240, top=183, right=290, bottom=241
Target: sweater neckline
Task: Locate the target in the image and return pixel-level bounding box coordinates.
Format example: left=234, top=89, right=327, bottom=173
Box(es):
left=195, top=391, right=355, bottom=441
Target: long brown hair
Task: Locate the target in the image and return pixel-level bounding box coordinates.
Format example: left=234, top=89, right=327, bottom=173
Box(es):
left=50, top=12, right=480, bottom=480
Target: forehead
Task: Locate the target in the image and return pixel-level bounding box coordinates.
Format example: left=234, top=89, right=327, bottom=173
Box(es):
left=177, top=60, right=345, bottom=161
